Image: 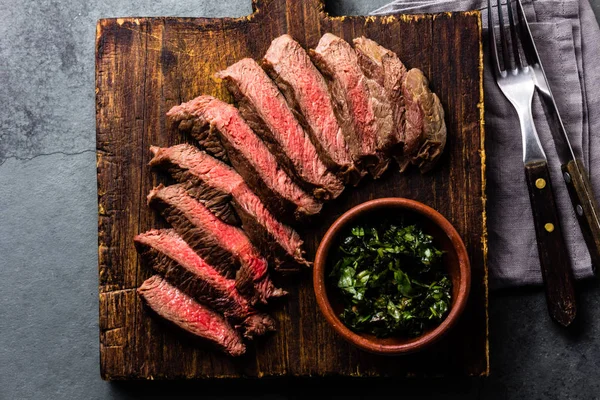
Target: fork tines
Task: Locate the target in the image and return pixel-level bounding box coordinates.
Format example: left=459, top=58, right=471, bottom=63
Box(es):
left=488, top=0, right=530, bottom=74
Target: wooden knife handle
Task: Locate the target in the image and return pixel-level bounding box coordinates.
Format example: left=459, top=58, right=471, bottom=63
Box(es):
left=561, top=159, right=600, bottom=273
left=525, top=160, right=577, bottom=327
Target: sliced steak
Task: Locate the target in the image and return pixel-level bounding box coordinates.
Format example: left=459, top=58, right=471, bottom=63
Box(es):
left=147, top=184, right=285, bottom=305
left=216, top=58, right=345, bottom=199
left=135, top=229, right=275, bottom=338
left=149, top=144, right=310, bottom=269
left=402, top=68, right=447, bottom=173
left=167, top=96, right=322, bottom=222
left=309, top=33, right=393, bottom=178
left=137, top=275, right=246, bottom=357
left=354, top=36, right=407, bottom=167
left=263, top=34, right=363, bottom=185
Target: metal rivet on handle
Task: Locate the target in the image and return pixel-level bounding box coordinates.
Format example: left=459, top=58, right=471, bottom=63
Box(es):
left=545, top=223, right=555, bottom=233
left=576, top=205, right=584, bottom=216
left=564, top=172, right=572, bottom=183
left=535, top=178, right=546, bottom=189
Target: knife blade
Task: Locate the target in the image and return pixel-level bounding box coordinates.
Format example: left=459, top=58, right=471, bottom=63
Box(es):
left=516, top=0, right=600, bottom=273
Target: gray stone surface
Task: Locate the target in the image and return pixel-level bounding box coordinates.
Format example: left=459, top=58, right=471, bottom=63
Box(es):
left=1, top=1, right=599, bottom=399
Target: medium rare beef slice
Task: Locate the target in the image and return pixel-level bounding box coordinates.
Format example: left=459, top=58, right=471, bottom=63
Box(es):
left=167, top=95, right=322, bottom=222
left=150, top=144, right=310, bottom=269
left=147, top=184, right=237, bottom=279
left=310, top=33, right=393, bottom=178
left=138, top=275, right=246, bottom=356
left=354, top=37, right=407, bottom=163
left=135, top=229, right=275, bottom=338
left=263, top=34, right=363, bottom=185
left=147, top=184, right=285, bottom=305
left=216, top=58, right=344, bottom=200
left=402, top=68, right=447, bottom=173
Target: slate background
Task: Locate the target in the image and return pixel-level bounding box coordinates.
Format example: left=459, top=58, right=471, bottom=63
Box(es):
left=1, top=0, right=600, bottom=399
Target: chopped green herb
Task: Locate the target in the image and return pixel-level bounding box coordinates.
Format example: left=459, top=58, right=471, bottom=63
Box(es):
left=330, top=221, right=451, bottom=337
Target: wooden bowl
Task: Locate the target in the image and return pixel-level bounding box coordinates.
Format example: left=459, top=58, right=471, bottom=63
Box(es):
left=313, top=198, right=471, bottom=355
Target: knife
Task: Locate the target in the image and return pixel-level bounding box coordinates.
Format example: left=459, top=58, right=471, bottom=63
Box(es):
left=516, top=0, right=600, bottom=273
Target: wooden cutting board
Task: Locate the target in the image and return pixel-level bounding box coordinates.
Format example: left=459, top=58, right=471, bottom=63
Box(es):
left=96, top=0, right=487, bottom=379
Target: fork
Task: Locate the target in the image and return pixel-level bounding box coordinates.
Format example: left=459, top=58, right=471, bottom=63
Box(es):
left=488, top=0, right=577, bottom=326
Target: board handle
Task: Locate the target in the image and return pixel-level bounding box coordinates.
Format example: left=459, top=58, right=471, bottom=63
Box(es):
left=253, top=0, right=328, bottom=16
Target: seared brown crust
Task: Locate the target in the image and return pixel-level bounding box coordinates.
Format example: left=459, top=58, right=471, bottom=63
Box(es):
left=402, top=68, right=447, bottom=173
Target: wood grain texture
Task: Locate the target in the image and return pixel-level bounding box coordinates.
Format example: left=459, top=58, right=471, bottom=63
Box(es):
left=525, top=160, right=577, bottom=326
left=562, top=159, right=600, bottom=271
left=96, top=0, right=488, bottom=379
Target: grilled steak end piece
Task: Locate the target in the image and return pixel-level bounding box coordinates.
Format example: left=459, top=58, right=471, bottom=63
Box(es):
left=216, top=58, right=345, bottom=199
left=310, top=33, right=392, bottom=179
left=147, top=184, right=238, bottom=279
left=135, top=229, right=276, bottom=338
left=403, top=68, right=447, bottom=173
left=138, top=275, right=246, bottom=356
left=263, top=34, right=363, bottom=185
left=167, top=96, right=322, bottom=223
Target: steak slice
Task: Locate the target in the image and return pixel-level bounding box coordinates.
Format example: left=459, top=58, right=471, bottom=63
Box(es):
left=147, top=184, right=285, bottom=305
left=354, top=36, right=407, bottom=167
left=138, top=275, right=246, bottom=357
left=149, top=144, right=310, bottom=269
left=216, top=58, right=345, bottom=200
left=402, top=68, right=447, bottom=173
left=135, top=229, right=275, bottom=338
left=167, top=96, right=322, bottom=222
left=262, top=35, right=363, bottom=185
left=309, top=33, right=393, bottom=178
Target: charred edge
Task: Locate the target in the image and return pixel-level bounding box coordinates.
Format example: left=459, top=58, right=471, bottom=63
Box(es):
left=176, top=118, right=230, bottom=163
left=235, top=263, right=286, bottom=306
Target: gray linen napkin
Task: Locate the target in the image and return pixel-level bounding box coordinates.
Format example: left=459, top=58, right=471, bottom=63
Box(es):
left=371, top=0, right=600, bottom=287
